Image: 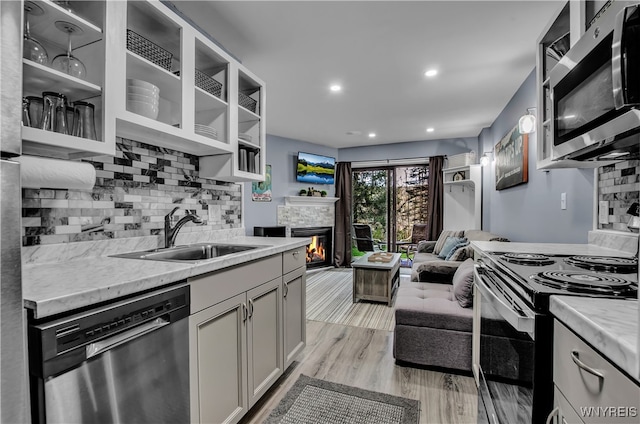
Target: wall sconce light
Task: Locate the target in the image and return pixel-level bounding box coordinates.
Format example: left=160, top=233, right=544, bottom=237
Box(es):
left=480, top=151, right=492, bottom=166
left=518, top=107, right=537, bottom=134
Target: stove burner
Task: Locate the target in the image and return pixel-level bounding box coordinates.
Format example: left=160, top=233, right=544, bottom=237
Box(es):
left=530, top=270, right=636, bottom=295
left=565, top=256, right=638, bottom=273
left=501, top=253, right=556, bottom=266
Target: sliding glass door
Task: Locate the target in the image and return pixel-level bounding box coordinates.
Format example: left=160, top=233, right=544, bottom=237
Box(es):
left=352, top=164, right=429, bottom=255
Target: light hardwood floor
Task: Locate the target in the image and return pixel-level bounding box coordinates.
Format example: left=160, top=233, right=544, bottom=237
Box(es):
left=239, top=320, right=479, bottom=424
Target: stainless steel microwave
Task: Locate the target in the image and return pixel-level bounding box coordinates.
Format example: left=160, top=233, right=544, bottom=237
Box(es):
left=550, top=1, right=640, bottom=161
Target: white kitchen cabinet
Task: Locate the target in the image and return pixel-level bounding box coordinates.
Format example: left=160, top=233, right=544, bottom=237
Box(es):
left=443, top=165, right=482, bottom=230
left=20, top=0, right=115, bottom=158
left=282, top=247, right=306, bottom=368
left=18, top=0, right=266, bottom=181
left=550, top=319, right=640, bottom=424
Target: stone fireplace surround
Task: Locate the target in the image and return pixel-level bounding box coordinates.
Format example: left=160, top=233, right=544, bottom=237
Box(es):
left=277, top=201, right=336, bottom=268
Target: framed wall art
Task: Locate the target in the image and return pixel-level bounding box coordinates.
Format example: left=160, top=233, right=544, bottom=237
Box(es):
left=495, top=125, right=528, bottom=190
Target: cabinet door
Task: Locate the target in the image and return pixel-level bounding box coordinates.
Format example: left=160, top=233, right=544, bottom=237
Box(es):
left=283, top=266, right=306, bottom=368
left=246, top=278, right=283, bottom=407
left=189, top=293, right=248, bottom=424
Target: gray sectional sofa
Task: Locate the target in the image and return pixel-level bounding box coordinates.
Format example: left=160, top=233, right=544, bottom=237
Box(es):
left=410, top=229, right=509, bottom=283
left=394, top=229, right=509, bottom=372
left=394, top=258, right=475, bottom=372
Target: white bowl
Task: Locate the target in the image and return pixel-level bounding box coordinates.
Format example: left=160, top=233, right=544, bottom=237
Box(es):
left=126, top=93, right=159, bottom=105
left=127, top=79, right=159, bottom=93
left=127, top=99, right=159, bottom=120
left=127, top=85, right=160, bottom=98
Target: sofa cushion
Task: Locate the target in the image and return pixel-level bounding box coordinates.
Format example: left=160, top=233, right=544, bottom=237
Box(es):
left=452, top=258, right=475, bottom=308
left=411, top=257, right=460, bottom=283
left=447, top=245, right=471, bottom=262
left=437, top=236, right=466, bottom=259
left=444, top=238, right=470, bottom=260
left=416, top=240, right=436, bottom=253
left=433, top=230, right=464, bottom=255
left=395, top=282, right=473, bottom=332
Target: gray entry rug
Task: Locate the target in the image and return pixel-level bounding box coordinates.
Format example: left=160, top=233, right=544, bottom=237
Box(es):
left=264, top=375, right=420, bottom=424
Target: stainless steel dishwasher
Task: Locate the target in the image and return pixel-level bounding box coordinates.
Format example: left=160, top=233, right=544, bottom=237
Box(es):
left=28, top=284, right=190, bottom=424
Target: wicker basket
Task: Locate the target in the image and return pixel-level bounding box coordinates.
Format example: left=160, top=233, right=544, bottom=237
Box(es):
left=126, top=29, right=173, bottom=71
left=239, top=91, right=258, bottom=113
left=447, top=152, right=476, bottom=168
left=195, top=69, right=222, bottom=98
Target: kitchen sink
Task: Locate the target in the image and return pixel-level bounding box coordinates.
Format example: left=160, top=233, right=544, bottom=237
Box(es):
left=111, top=243, right=262, bottom=263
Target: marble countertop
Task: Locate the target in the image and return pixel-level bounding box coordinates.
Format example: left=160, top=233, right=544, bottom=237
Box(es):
left=550, top=296, right=639, bottom=384
left=23, top=236, right=309, bottom=319
left=471, top=241, right=635, bottom=257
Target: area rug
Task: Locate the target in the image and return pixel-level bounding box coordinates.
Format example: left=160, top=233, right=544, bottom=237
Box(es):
left=264, top=375, right=420, bottom=424
left=306, top=269, right=404, bottom=331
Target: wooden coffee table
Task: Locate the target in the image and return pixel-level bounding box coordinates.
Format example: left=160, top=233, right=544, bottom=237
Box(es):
left=352, top=252, right=401, bottom=306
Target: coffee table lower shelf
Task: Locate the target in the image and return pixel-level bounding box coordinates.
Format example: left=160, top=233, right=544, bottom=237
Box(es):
left=352, top=252, right=401, bottom=306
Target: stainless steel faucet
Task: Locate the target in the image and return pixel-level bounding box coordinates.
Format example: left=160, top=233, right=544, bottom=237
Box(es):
left=164, top=207, right=204, bottom=248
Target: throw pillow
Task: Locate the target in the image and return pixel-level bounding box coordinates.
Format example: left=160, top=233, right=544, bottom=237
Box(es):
left=437, top=236, right=465, bottom=259
left=445, top=238, right=470, bottom=261
left=433, top=230, right=464, bottom=255
left=448, top=244, right=471, bottom=261
left=452, top=258, right=475, bottom=308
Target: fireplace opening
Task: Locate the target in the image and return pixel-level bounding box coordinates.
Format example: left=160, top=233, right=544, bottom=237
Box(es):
left=291, top=226, right=332, bottom=269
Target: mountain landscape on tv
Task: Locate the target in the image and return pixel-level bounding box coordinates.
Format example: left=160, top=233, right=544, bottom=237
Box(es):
left=296, top=153, right=335, bottom=184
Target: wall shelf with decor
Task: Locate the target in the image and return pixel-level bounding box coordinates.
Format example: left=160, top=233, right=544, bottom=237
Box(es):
left=443, top=164, right=481, bottom=230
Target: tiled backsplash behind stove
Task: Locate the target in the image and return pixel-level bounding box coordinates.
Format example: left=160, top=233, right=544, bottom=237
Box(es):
left=598, top=159, right=640, bottom=232
left=21, top=137, right=242, bottom=246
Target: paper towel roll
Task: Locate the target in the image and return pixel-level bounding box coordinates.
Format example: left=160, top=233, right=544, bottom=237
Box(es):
left=17, top=156, right=96, bottom=190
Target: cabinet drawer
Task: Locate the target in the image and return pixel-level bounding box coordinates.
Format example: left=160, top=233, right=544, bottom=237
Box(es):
left=553, top=320, right=639, bottom=424
left=554, top=385, right=584, bottom=424
left=283, top=247, right=305, bottom=274
left=189, top=255, right=281, bottom=314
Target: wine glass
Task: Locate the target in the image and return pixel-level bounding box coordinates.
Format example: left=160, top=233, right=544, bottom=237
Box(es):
left=51, top=21, right=86, bottom=79
left=23, top=2, right=49, bottom=65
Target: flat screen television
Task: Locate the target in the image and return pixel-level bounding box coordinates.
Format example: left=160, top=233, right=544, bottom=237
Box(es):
left=296, top=152, right=335, bottom=185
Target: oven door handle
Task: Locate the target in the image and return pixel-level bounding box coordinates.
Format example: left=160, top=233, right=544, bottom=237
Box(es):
left=474, top=267, right=535, bottom=334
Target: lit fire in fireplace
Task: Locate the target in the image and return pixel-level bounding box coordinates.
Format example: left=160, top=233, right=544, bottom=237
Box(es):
left=306, top=235, right=326, bottom=263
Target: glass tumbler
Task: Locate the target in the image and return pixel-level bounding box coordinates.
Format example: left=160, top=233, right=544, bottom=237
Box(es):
left=26, top=96, right=43, bottom=128
left=72, top=101, right=97, bottom=140
left=40, top=92, right=69, bottom=134
left=22, top=98, right=31, bottom=127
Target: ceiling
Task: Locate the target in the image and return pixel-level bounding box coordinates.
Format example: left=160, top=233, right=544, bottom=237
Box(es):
left=173, top=1, right=563, bottom=149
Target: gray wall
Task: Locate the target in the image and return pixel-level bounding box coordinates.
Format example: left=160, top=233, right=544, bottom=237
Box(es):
left=242, top=134, right=338, bottom=235
left=243, top=71, right=596, bottom=243
left=480, top=70, right=594, bottom=243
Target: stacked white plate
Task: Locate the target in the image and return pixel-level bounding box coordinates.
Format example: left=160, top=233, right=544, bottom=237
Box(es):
left=127, top=79, right=159, bottom=120
left=194, top=124, right=218, bottom=139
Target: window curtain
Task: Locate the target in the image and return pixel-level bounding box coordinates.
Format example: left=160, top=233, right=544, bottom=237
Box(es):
left=334, top=162, right=352, bottom=267
left=426, top=156, right=444, bottom=240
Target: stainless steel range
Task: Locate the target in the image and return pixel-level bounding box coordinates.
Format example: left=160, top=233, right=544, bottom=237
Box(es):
left=472, top=251, right=638, bottom=424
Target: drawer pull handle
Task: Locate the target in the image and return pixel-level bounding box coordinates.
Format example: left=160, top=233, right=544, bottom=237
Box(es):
left=545, top=406, right=559, bottom=424
left=570, top=350, right=604, bottom=380
left=283, top=281, right=289, bottom=298
left=292, top=251, right=300, bottom=257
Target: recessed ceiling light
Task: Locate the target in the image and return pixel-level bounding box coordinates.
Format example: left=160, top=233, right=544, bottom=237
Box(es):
left=368, top=133, right=376, bottom=138
left=426, top=127, right=434, bottom=133
left=424, top=69, right=438, bottom=77
left=330, top=84, right=342, bottom=92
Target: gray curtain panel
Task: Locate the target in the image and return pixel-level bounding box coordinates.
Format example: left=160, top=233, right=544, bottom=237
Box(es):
left=426, top=156, right=444, bottom=241
left=334, top=162, right=352, bottom=267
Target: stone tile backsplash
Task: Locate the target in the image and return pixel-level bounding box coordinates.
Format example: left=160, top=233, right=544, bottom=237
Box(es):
left=22, top=137, right=242, bottom=246
left=598, top=159, right=640, bottom=232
